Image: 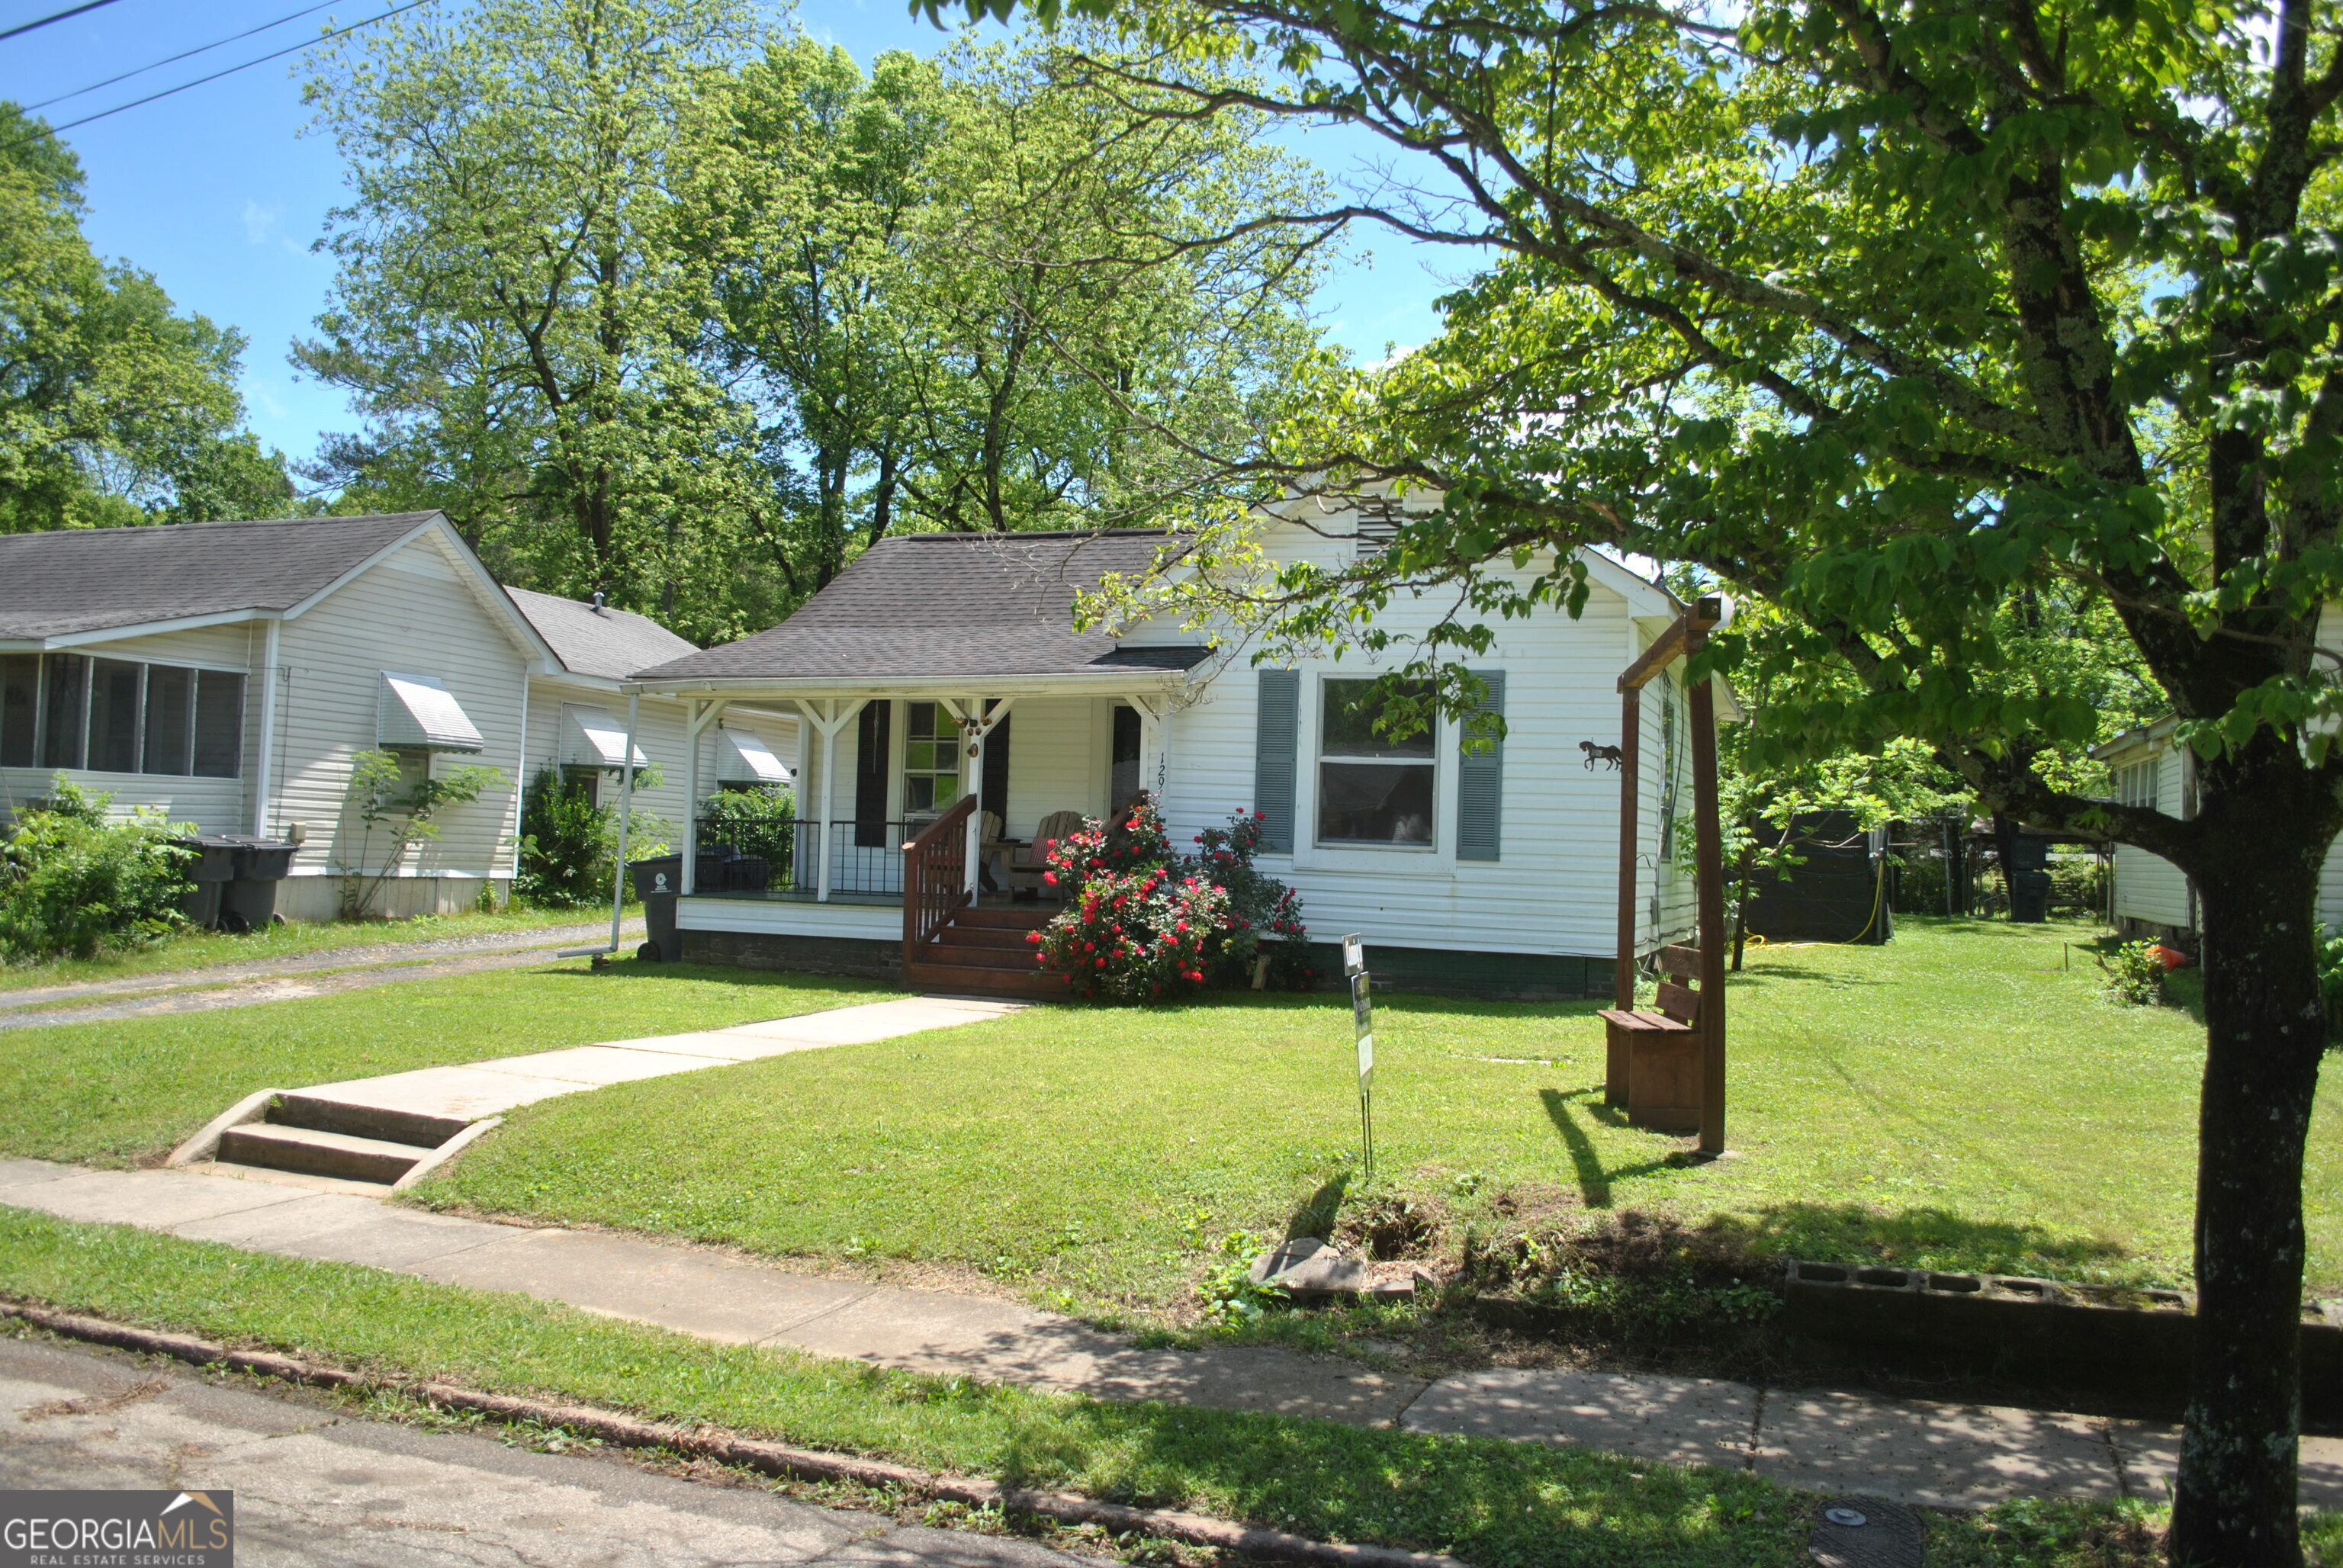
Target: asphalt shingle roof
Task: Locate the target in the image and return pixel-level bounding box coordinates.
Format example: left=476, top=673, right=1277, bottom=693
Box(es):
left=506, top=586, right=699, bottom=681
left=0, top=512, right=442, bottom=640
left=634, top=531, right=1205, bottom=683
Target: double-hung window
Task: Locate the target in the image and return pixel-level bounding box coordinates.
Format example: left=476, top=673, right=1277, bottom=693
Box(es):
left=901, top=701, right=961, bottom=822
left=1316, top=678, right=1435, bottom=846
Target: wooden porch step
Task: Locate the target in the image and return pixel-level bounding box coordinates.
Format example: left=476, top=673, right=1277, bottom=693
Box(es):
left=903, top=957, right=1069, bottom=999
left=927, top=935, right=1045, bottom=969
left=954, top=905, right=1056, bottom=931
left=943, top=924, right=1043, bottom=952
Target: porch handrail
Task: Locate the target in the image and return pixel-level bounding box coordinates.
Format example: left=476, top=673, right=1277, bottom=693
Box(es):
left=902, top=795, right=977, bottom=957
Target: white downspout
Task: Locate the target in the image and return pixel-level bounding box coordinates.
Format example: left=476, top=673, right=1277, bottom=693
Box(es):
left=251, top=618, right=281, bottom=837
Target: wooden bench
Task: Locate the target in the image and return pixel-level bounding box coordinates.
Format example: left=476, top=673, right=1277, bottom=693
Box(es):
left=1599, top=944, right=1704, bottom=1133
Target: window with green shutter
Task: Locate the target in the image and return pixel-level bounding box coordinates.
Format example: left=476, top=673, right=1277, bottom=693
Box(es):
left=1254, top=669, right=1299, bottom=852
left=1456, top=670, right=1504, bottom=861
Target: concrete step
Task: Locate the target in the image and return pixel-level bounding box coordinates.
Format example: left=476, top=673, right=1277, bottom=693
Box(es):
left=216, top=1122, right=432, bottom=1185
left=270, top=1093, right=468, bottom=1149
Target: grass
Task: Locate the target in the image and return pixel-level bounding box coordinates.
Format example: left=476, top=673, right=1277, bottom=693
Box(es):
left=0, top=1205, right=2160, bottom=1568
left=413, top=917, right=2340, bottom=1313
left=0, top=958, right=888, bottom=1165
left=0, top=905, right=611, bottom=993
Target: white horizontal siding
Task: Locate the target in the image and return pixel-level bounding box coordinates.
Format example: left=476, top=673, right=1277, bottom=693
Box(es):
left=677, top=895, right=897, bottom=941
left=1003, top=696, right=1097, bottom=837
left=272, top=533, right=532, bottom=880
left=1156, top=577, right=1670, bottom=959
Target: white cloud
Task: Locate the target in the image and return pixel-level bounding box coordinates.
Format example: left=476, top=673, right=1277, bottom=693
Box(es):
left=243, top=200, right=281, bottom=245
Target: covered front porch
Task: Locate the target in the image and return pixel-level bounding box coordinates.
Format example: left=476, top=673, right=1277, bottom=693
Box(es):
left=614, top=673, right=1197, bottom=991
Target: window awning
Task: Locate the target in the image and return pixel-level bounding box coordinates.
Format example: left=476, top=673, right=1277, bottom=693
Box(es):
left=717, top=726, right=790, bottom=784
left=562, top=705, right=649, bottom=770
left=378, top=673, right=485, bottom=753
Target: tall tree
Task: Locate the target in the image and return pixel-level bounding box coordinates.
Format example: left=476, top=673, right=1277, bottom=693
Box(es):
left=0, top=105, right=292, bottom=532
left=972, top=0, right=2343, bottom=1554
left=889, top=38, right=1330, bottom=533
left=298, top=0, right=773, bottom=641
left=689, top=40, right=944, bottom=593
left=693, top=29, right=1332, bottom=599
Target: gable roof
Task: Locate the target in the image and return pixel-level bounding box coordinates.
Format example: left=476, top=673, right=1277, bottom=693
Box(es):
left=0, top=512, right=442, bottom=641
left=507, top=586, right=699, bottom=682
left=635, top=530, right=1206, bottom=685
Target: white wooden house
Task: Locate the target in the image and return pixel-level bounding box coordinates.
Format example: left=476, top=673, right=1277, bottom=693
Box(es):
left=625, top=495, right=1729, bottom=998
left=0, top=513, right=794, bottom=921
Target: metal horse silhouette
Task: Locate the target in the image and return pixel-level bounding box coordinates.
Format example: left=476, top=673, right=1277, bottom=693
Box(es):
left=1580, top=740, right=1626, bottom=772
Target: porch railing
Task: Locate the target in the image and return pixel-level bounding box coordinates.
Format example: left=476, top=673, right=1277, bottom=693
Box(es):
left=693, top=818, right=923, bottom=898
left=903, top=795, right=975, bottom=953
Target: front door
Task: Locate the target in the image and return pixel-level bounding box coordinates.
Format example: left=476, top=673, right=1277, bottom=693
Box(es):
left=1110, top=704, right=1142, bottom=816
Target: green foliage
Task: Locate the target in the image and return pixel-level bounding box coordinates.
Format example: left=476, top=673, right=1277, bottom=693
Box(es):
left=0, top=779, right=193, bottom=963
left=514, top=768, right=613, bottom=908
left=1196, top=1229, right=1289, bottom=1325
left=2100, top=942, right=2167, bottom=1008
left=1033, top=798, right=1309, bottom=1000
left=299, top=0, right=776, bottom=643
left=697, top=784, right=795, bottom=827
left=0, top=106, right=294, bottom=531
left=339, top=750, right=504, bottom=920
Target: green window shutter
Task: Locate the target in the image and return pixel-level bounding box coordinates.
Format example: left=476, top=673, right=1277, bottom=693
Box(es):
left=1456, top=669, right=1505, bottom=862
left=1255, top=669, right=1300, bottom=853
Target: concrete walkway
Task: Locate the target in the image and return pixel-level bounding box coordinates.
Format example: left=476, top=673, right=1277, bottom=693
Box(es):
left=6, top=1155, right=2342, bottom=1511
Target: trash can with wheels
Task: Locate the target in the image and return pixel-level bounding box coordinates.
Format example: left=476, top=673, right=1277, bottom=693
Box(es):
left=175, top=834, right=247, bottom=930
left=220, top=840, right=298, bottom=933
left=631, top=854, right=683, bottom=962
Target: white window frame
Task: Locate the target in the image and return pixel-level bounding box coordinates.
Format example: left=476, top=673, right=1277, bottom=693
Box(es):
left=1297, top=673, right=1453, bottom=869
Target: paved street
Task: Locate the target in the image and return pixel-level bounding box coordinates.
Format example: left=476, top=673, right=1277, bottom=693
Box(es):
left=0, top=1333, right=1088, bottom=1568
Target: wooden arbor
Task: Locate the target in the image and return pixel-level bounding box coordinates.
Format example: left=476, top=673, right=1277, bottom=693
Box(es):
left=1599, top=595, right=1731, bottom=1155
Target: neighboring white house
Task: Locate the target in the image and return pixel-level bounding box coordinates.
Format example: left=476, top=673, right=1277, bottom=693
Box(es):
left=0, top=513, right=795, bottom=922
left=2093, top=716, right=2343, bottom=946
left=624, top=493, right=1729, bottom=998
left=505, top=587, right=798, bottom=858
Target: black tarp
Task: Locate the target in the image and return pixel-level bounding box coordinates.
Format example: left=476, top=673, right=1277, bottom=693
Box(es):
left=1742, top=808, right=1893, bottom=944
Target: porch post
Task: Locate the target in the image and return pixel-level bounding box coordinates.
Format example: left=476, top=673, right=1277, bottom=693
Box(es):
left=1130, top=693, right=1167, bottom=815
left=818, top=703, right=837, bottom=903
left=683, top=700, right=701, bottom=896
left=965, top=697, right=985, bottom=897
left=608, top=689, right=639, bottom=955
left=682, top=699, right=728, bottom=896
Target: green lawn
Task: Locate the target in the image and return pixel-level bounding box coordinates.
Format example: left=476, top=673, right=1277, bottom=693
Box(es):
left=0, top=1205, right=2150, bottom=1568
left=0, top=906, right=609, bottom=993
left=0, top=959, right=888, bottom=1165
left=415, top=917, right=2336, bottom=1310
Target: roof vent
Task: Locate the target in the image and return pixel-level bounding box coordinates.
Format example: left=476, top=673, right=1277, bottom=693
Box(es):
left=591, top=590, right=606, bottom=612
left=1353, top=496, right=1403, bottom=557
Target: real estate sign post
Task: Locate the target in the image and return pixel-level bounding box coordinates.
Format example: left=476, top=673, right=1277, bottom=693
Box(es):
left=1345, top=934, right=1374, bottom=1181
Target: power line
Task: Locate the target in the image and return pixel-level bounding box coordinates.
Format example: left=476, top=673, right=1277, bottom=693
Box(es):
left=27, top=0, right=339, bottom=111
left=0, top=0, right=124, bottom=45
left=6, top=0, right=435, bottom=152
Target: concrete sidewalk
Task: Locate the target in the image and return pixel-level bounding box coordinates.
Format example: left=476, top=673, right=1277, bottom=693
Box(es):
left=5, top=1155, right=2341, bottom=1511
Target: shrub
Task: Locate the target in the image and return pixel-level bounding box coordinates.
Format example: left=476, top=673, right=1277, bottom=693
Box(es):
left=1187, top=810, right=1313, bottom=987
left=515, top=767, right=612, bottom=908
left=1033, top=798, right=1310, bottom=1001
left=0, top=778, right=194, bottom=963
left=2100, top=940, right=2165, bottom=1006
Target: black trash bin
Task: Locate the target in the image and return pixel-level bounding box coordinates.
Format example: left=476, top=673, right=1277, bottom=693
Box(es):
left=176, top=834, right=247, bottom=930
left=631, top=854, right=683, bottom=962
left=220, top=840, right=298, bottom=933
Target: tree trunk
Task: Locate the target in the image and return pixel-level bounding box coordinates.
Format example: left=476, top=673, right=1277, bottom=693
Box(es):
left=2169, top=827, right=2329, bottom=1565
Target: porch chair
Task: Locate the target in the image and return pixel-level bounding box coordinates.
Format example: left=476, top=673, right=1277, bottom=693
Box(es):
left=1000, top=809, right=1087, bottom=899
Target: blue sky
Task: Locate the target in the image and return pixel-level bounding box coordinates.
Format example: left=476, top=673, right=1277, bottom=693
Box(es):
left=0, top=0, right=1461, bottom=474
